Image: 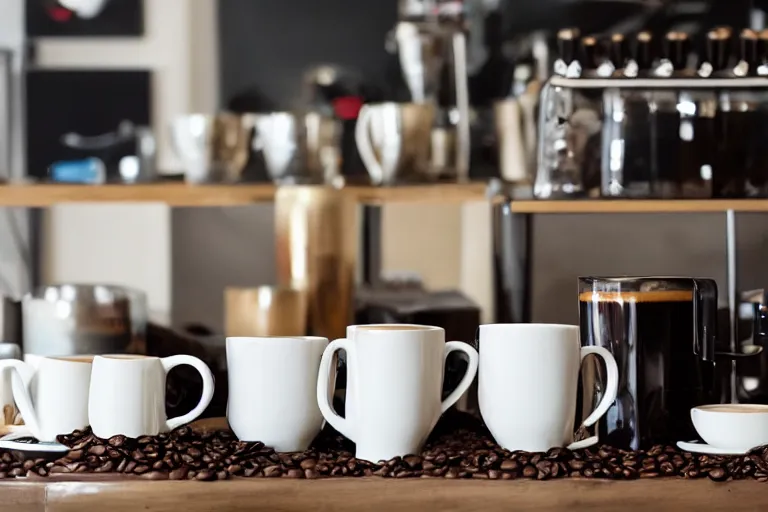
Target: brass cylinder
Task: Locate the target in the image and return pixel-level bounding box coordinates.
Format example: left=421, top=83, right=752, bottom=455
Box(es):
left=275, top=186, right=357, bottom=340
left=224, top=286, right=307, bottom=337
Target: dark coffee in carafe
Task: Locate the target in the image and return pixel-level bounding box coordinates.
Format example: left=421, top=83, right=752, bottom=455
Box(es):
left=578, top=278, right=717, bottom=450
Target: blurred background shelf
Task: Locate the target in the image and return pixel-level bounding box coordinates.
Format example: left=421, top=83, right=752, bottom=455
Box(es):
left=0, top=183, right=276, bottom=207
left=4, top=184, right=768, bottom=211
left=0, top=183, right=492, bottom=206
left=509, top=200, right=768, bottom=214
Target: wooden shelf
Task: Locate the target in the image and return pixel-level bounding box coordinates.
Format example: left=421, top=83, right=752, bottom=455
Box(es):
left=510, top=199, right=768, bottom=214
left=349, top=183, right=489, bottom=204
left=0, top=183, right=491, bottom=207
left=0, top=183, right=278, bottom=207
left=5, top=183, right=768, bottom=212
left=0, top=477, right=764, bottom=511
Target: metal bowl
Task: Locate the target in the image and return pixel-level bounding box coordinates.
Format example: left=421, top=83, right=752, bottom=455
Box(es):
left=21, top=284, right=147, bottom=357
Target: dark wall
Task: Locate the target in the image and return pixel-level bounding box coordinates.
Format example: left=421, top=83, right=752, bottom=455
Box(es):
left=218, top=0, right=398, bottom=110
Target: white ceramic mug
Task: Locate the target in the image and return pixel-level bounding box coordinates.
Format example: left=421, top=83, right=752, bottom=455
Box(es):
left=478, top=324, right=619, bottom=452
left=227, top=336, right=328, bottom=452
left=88, top=355, right=215, bottom=439
left=317, top=325, right=479, bottom=462
left=10, top=356, right=92, bottom=442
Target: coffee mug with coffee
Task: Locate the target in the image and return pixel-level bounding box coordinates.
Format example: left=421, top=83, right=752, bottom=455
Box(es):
left=9, top=356, right=92, bottom=442
left=478, top=324, right=618, bottom=452
left=677, top=404, right=768, bottom=454
left=316, top=324, right=479, bottom=462
left=88, top=355, right=215, bottom=439
left=227, top=336, right=328, bottom=452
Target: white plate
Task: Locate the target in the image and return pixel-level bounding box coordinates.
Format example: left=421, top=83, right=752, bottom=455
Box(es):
left=676, top=440, right=749, bottom=456
left=0, top=430, right=70, bottom=454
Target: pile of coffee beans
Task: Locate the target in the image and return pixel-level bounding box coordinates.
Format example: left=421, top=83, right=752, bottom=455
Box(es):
left=0, top=414, right=766, bottom=482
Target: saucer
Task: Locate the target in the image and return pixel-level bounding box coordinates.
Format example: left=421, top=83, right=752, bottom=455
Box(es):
left=0, top=430, right=70, bottom=454
left=676, top=440, right=749, bottom=456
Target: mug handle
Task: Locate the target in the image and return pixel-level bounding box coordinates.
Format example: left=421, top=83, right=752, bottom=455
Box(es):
left=316, top=338, right=355, bottom=441
left=162, top=355, right=215, bottom=431
left=354, top=105, right=384, bottom=185
left=4, top=361, right=37, bottom=435
left=566, top=346, right=619, bottom=450
left=440, top=341, right=479, bottom=413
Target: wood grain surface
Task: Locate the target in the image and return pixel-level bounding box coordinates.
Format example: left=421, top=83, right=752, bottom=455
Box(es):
left=0, top=478, right=760, bottom=512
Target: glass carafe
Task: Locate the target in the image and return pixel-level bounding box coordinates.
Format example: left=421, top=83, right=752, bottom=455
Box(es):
left=578, top=277, right=717, bottom=450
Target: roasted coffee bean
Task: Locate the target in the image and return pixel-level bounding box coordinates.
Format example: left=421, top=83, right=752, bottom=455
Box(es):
left=95, top=461, right=114, bottom=473
left=286, top=469, right=303, bottom=479
left=67, top=450, right=84, bottom=461
left=300, top=458, right=317, bottom=470
left=709, top=467, right=727, bottom=481
left=108, top=435, right=127, bottom=447
left=88, top=445, right=106, bottom=456
left=522, top=464, right=537, bottom=478
left=263, top=465, right=282, bottom=478
left=142, top=471, right=169, bottom=481
left=169, top=468, right=188, bottom=480
left=404, top=455, right=421, bottom=469
left=5, top=415, right=761, bottom=482
left=195, top=470, right=215, bottom=481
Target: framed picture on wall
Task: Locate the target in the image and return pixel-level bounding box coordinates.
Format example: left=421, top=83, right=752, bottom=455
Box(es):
left=26, top=0, right=144, bottom=37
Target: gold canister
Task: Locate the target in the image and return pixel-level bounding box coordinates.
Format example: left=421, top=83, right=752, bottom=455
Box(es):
left=275, top=186, right=357, bottom=340
left=224, top=286, right=307, bottom=337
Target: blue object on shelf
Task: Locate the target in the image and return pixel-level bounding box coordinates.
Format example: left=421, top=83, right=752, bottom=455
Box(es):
left=49, top=158, right=106, bottom=184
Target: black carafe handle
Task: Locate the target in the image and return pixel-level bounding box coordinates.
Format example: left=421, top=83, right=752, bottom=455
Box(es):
left=692, top=278, right=717, bottom=362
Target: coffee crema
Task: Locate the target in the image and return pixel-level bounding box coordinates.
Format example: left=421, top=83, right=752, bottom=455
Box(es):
left=698, top=405, right=768, bottom=413
left=356, top=325, right=433, bottom=331
left=578, top=290, right=694, bottom=302
left=55, top=356, right=95, bottom=364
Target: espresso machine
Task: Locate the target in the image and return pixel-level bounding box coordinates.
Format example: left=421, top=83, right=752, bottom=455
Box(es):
left=384, top=0, right=471, bottom=182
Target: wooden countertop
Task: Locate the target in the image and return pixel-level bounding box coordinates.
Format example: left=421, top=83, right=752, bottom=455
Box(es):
left=0, top=477, right=765, bottom=511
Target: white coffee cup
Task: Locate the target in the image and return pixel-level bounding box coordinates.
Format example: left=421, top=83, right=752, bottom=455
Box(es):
left=316, top=324, right=479, bottom=462
left=88, top=355, right=215, bottom=439
left=691, top=404, right=768, bottom=451
left=478, top=324, right=618, bottom=452
left=10, top=356, right=92, bottom=442
left=227, top=336, right=328, bottom=452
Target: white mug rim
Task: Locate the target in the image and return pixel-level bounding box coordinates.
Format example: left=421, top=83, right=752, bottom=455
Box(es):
left=348, top=324, right=443, bottom=332
left=693, top=404, right=768, bottom=415
left=226, top=336, right=328, bottom=347
left=27, top=355, right=95, bottom=364
left=479, top=323, right=579, bottom=332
